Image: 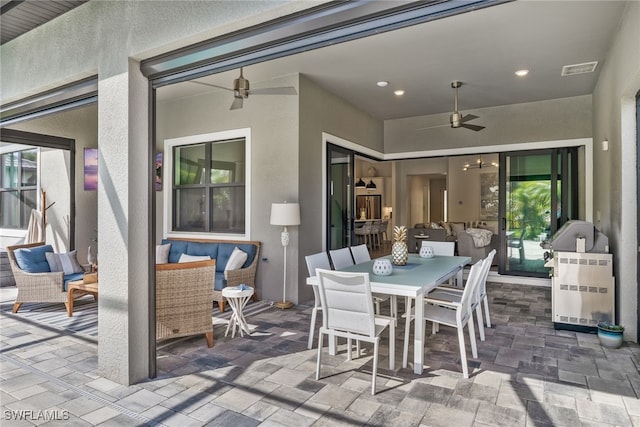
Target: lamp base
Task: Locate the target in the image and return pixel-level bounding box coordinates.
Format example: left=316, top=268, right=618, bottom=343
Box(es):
left=274, top=300, right=294, bottom=310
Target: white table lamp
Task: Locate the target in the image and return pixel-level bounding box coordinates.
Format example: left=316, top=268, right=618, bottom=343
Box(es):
left=270, top=202, right=300, bottom=309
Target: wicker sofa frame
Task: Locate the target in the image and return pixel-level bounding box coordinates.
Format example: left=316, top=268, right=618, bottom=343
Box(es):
left=6, top=242, right=89, bottom=313
left=156, top=259, right=216, bottom=347
left=163, top=238, right=261, bottom=312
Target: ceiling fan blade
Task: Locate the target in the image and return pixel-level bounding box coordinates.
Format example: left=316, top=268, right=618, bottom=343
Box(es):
left=190, top=80, right=233, bottom=92
left=230, top=97, right=243, bottom=110
left=460, top=114, right=479, bottom=123
left=417, top=123, right=450, bottom=131
left=248, top=86, right=297, bottom=96
left=460, top=123, right=485, bottom=132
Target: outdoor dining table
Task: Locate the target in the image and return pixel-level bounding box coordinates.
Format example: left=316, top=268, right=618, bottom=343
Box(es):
left=306, top=253, right=471, bottom=375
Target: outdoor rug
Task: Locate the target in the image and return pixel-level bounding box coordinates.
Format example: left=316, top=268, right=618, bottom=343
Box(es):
left=0, top=293, right=272, bottom=340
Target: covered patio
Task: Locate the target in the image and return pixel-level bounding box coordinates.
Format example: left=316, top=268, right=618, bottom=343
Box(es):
left=2, top=281, right=638, bottom=426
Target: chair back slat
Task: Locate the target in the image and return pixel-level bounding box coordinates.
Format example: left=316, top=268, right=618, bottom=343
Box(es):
left=329, top=247, right=355, bottom=270
left=305, top=252, right=331, bottom=277
left=316, top=269, right=375, bottom=337
left=421, top=240, right=455, bottom=256
left=350, top=244, right=371, bottom=264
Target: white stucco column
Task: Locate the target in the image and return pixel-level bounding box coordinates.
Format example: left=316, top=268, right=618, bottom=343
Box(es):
left=97, top=59, right=151, bottom=384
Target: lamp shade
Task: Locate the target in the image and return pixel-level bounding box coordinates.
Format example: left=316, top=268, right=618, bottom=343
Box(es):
left=270, top=202, right=300, bottom=226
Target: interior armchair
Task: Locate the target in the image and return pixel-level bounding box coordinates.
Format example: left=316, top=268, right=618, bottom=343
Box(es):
left=456, top=228, right=498, bottom=264
left=7, top=242, right=88, bottom=313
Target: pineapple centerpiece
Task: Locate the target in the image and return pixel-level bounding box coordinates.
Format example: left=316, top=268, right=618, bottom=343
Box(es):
left=391, top=225, right=409, bottom=266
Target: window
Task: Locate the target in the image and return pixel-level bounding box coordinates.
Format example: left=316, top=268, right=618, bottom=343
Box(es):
left=0, top=147, right=38, bottom=229
left=165, top=129, right=250, bottom=238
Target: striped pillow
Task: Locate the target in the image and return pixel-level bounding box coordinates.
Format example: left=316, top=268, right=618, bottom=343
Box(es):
left=45, top=251, right=84, bottom=274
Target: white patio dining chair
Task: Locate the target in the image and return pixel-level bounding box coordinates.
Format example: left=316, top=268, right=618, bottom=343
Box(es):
left=422, top=240, right=455, bottom=256
left=428, top=249, right=496, bottom=340
left=350, top=243, right=397, bottom=325
left=422, top=259, right=483, bottom=378
left=402, top=258, right=485, bottom=371
left=329, top=247, right=354, bottom=270
left=305, top=252, right=332, bottom=349
left=315, top=269, right=395, bottom=395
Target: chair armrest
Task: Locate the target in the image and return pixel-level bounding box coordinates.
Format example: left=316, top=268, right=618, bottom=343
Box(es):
left=224, top=244, right=260, bottom=287
left=424, top=296, right=460, bottom=308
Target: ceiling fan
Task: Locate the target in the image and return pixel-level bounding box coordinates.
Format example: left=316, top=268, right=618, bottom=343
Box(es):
left=190, top=67, right=297, bottom=110
left=418, top=81, right=485, bottom=132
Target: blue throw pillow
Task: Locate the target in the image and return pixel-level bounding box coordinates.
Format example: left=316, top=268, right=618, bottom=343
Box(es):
left=162, top=239, right=188, bottom=263
left=14, top=245, right=53, bottom=273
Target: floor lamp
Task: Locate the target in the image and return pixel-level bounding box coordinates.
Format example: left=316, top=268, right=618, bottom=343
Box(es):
left=270, top=202, right=300, bottom=309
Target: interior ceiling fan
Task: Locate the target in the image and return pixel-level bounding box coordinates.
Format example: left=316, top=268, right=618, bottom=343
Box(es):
left=418, top=81, right=485, bottom=132
left=190, top=67, right=297, bottom=110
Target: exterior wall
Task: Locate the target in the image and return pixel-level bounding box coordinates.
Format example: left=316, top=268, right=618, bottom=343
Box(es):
left=298, top=74, right=383, bottom=304
left=5, top=105, right=98, bottom=260
left=384, top=95, right=592, bottom=153
left=592, top=1, right=640, bottom=341
left=156, top=74, right=299, bottom=304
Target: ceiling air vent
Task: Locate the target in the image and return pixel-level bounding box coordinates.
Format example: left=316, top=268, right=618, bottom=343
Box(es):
left=561, top=61, right=598, bottom=76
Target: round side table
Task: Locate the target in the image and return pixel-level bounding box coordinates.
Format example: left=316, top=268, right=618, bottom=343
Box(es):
left=221, top=286, right=255, bottom=338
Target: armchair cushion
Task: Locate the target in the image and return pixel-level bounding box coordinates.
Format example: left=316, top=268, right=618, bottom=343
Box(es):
left=63, top=272, right=86, bottom=291
left=14, top=244, right=53, bottom=273
left=45, top=251, right=84, bottom=274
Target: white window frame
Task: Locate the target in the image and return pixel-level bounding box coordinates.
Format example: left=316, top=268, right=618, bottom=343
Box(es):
left=0, top=144, right=41, bottom=238
left=163, top=128, right=251, bottom=240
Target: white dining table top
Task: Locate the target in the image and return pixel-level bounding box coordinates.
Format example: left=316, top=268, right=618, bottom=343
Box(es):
left=307, top=254, right=471, bottom=297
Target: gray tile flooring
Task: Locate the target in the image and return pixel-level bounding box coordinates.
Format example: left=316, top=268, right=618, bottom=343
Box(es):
left=1, top=282, right=640, bottom=426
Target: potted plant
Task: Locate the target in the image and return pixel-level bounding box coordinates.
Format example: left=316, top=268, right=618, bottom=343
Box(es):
left=597, top=322, right=624, bottom=349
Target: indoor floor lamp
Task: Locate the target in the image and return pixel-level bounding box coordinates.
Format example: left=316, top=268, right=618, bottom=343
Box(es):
left=270, top=202, right=301, bottom=309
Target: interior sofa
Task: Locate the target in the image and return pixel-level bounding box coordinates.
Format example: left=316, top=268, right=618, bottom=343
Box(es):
left=160, top=238, right=261, bottom=312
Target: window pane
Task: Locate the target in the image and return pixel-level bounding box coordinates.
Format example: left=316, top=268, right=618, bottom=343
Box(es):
left=0, top=191, right=20, bottom=228
left=21, top=149, right=38, bottom=186
left=210, top=139, right=245, bottom=184
left=2, top=152, right=19, bottom=188
left=174, top=188, right=207, bottom=231
left=174, top=144, right=206, bottom=185
left=211, top=186, right=245, bottom=233
left=21, top=190, right=37, bottom=228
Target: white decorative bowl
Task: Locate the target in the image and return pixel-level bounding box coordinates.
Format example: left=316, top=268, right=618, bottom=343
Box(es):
left=372, top=259, right=393, bottom=276
left=420, top=245, right=434, bottom=258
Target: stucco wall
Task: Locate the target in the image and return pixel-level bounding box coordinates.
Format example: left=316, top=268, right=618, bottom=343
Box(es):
left=385, top=95, right=592, bottom=153
left=156, top=74, right=299, bottom=304
left=592, top=1, right=640, bottom=340
left=298, top=74, right=383, bottom=304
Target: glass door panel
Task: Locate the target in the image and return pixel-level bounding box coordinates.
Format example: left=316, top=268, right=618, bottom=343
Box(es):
left=327, top=144, right=354, bottom=250
left=499, top=148, right=578, bottom=276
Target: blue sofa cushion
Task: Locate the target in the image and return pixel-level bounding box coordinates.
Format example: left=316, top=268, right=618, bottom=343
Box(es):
left=162, top=239, right=187, bottom=263
left=216, top=243, right=256, bottom=272
left=63, top=272, right=86, bottom=291
left=14, top=245, right=53, bottom=273
left=186, top=241, right=219, bottom=261
left=214, top=271, right=226, bottom=291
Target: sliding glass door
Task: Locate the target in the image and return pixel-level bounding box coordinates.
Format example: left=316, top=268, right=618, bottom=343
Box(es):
left=326, top=144, right=355, bottom=250
left=498, top=148, right=578, bottom=276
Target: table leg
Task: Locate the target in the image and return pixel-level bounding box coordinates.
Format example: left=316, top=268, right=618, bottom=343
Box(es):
left=414, top=291, right=425, bottom=375
left=456, top=267, right=464, bottom=287
left=67, top=288, right=75, bottom=317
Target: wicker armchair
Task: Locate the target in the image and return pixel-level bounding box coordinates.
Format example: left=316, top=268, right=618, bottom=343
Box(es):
left=216, top=243, right=261, bottom=312
left=156, top=259, right=216, bottom=348
left=7, top=242, right=75, bottom=313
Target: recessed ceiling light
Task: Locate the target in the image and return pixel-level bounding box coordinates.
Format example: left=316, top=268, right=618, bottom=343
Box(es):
left=377, top=81, right=389, bottom=87
left=515, top=69, right=529, bottom=77
left=394, top=90, right=405, bottom=96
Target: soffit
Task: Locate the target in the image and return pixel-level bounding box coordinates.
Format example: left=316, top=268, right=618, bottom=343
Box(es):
left=0, top=0, right=87, bottom=45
